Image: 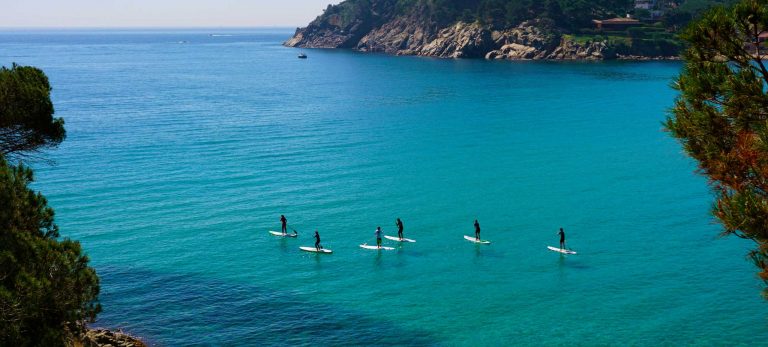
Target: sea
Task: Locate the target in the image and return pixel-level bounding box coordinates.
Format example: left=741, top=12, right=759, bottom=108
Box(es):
left=1, top=28, right=766, bottom=346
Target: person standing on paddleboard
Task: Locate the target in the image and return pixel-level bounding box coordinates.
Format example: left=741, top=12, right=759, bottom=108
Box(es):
left=474, top=220, right=481, bottom=241
left=558, top=227, right=566, bottom=250
left=280, top=215, right=287, bottom=235
left=375, top=226, right=383, bottom=249
left=314, top=230, right=321, bottom=251
left=396, top=218, right=404, bottom=240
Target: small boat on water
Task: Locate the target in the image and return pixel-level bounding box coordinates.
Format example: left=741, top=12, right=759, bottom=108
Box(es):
left=298, top=53, right=307, bottom=59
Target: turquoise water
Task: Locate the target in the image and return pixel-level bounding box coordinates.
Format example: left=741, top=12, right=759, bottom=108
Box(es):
left=1, top=29, right=767, bottom=345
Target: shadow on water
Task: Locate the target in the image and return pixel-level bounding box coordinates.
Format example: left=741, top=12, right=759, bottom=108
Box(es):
left=311, top=251, right=324, bottom=268
left=557, top=254, right=567, bottom=280
left=556, top=255, right=590, bottom=271
left=473, top=244, right=503, bottom=261
left=94, top=266, right=439, bottom=346
left=374, top=250, right=383, bottom=268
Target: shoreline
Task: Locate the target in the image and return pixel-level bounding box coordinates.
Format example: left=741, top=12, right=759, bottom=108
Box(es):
left=78, top=328, right=147, bottom=347
left=289, top=45, right=681, bottom=61
left=616, top=54, right=681, bottom=61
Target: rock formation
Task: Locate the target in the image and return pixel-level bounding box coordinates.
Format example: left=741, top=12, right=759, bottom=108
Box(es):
left=285, top=1, right=675, bottom=60
left=78, top=328, right=147, bottom=347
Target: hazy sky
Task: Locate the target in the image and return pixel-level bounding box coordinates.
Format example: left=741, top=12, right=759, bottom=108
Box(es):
left=1, top=0, right=342, bottom=28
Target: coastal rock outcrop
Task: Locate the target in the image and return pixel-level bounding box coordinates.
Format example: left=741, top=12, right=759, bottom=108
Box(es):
left=285, top=1, right=395, bottom=48
left=484, top=21, right=561, bottom=60
left=356, top=13, right=438, bottom=55
left=284, top=1, right=638, bottom=60
left=413, top=22, right=494, bottom=58
left=78, top=328, right=146, bottom=347
left=284, top=15, right=374, bottom=49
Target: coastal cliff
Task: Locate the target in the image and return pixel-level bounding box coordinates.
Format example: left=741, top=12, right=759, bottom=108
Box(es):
left=288, top=18, right=617, bottom=60
left=285, top=0, right=681, bottom=60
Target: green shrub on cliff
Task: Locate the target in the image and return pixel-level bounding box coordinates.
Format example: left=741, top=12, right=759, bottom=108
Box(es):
left=399, top=0, right=631, bottom=27
left=663, top=0, right=739, bottom=29
left=0, top=65, right=100, bottom=346
left=321, top=0, right=738, bottom=33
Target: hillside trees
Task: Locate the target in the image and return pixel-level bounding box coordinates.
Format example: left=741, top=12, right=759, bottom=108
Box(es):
left=388, top=0, right=632, bottom=27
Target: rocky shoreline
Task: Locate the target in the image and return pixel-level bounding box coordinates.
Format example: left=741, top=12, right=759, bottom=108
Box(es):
left=285, top=2, right=679, bottom=61
left=76, top=328, right=147, bottom=347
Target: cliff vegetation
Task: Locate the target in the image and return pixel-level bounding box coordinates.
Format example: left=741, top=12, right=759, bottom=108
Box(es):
left=286, top=0, right=738, bottom=59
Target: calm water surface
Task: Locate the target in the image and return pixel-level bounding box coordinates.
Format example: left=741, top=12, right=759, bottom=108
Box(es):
left=1, top=28, right=766, bottom=345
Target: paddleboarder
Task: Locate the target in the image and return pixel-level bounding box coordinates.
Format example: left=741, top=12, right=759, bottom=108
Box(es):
left=558, top=227, right=566, bottom=250
left=280, top=215, right=287, bottom=235
left=474, top=220, right=481, bottom=241
left=375, top=226, right=383, bottom=249
left=396, top=218, right=404, bottom=240
left=314, top=230, right=322, bottom=251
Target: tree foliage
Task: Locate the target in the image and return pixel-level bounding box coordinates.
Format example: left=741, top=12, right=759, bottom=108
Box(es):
left=663, top=0, right=739, bottom=29
left=0, top=65, right=100, bottom=345
left=0, top=155, right=101, bottom=346
left=329, top=0, right=734, bottom=31
left=666, top=0, right=768, bottom=297
left=0, top=64, right=65, bottom=160
left=341, top=0, right=632, bottom=27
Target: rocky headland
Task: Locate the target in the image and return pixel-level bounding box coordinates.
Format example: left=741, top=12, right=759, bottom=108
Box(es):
left=284, top=0, right=679, bottom=60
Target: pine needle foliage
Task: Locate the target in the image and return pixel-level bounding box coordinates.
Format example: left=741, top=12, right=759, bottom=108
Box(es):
left=666, top=0, right=768, bottom=298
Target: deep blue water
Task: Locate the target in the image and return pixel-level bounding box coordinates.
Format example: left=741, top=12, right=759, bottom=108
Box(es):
left=1, top=28, right=766, bottom=346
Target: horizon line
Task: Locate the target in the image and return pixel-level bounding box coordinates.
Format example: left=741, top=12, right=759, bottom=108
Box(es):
left=0, top=25, right=303, bottom=30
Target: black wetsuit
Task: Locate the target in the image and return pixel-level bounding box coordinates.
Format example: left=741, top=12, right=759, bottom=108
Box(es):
left=280, top=216, right=287, bottom=233
left=558, top=230, right=565, bottom=248
left=474, top=221, right=481, bottom=240
left=397, top=219, right=404, bottom=239
left=314, top=233, right=321, bottom=250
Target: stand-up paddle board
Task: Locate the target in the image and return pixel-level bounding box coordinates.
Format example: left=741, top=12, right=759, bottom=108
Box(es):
left=360, top=244, right=395, bottom=250
left=269, top=230, right=297, bottom=238
left=300, top=246, right=332, bottom=254
left=384, top=235, right=416, bottom=243
left=464, top=235, right=490, bottom=244
left=547, top=246, right=576, bottom=254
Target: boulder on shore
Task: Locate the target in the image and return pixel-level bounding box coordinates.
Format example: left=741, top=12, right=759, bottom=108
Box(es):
left=77, top=328, right=146, bottom=347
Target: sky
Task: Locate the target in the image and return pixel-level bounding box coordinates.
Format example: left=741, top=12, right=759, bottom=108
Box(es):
left=0, top=0, right=342, bottom=28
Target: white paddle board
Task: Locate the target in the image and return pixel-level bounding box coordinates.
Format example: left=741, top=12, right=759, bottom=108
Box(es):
left=384, top=235, right=415, bottom=243
left=269, top=230, right=297, bottom=238
left=359, top=244, right=395, bottom=250
left=547, top=246, right=576, bottom=254
left=464, top=235, right=490, bottom=244
left=300, top=246, right=332, bottom=254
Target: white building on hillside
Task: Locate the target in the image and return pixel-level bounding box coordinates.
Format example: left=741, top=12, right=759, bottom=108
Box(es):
left=635, top=0, right=656, bottom=10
